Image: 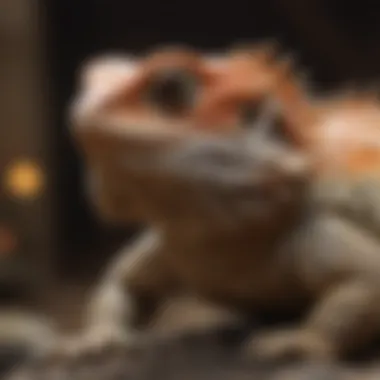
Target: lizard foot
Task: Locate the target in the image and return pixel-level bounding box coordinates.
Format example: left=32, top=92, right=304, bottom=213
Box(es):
left=244, top=328, right=336, bottom=363
left=38, top=324, right=142, bottom=366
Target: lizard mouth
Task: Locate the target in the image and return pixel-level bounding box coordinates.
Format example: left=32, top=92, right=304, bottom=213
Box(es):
left=69, top=94, right=308, bottom=228
left=70, top=114, right=213, bottom=224
left=70, top=115, right=307, bottom=228
left=71, top=118, right=185, bottom=162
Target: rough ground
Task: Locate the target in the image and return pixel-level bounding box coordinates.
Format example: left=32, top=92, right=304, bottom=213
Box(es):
left=5, top=324, right=380, bottom=380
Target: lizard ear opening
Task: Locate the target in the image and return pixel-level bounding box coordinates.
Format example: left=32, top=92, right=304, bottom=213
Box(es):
left=146, top=68, right=199, bottom=116
left=246, top=97, right=294, bottom=149
left=239, top=100, right=264, bottom=128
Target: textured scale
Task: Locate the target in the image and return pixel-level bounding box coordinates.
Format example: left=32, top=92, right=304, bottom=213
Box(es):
left=53, top=42, right=380, bottom=363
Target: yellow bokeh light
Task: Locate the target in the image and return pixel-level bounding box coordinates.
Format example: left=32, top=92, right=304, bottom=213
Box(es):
left=4, top=159, right=45, bottom=200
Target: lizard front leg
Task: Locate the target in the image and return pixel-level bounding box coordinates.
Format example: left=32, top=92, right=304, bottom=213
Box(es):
left=245, top=213, right=380, bottom=362
left=50, top=228, right=176, bottom=359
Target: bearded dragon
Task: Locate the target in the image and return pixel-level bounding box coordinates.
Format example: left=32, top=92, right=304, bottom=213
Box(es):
left=58, top=44, right=281, bottom=355
left=51, top=42, right=380, bottom=362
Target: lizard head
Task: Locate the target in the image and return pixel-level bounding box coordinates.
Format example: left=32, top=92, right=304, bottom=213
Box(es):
left=68, top=43, right=311, bottom=224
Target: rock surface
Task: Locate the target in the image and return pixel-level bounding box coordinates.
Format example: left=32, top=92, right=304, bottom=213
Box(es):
left=5, top=326, right=380, bottom=380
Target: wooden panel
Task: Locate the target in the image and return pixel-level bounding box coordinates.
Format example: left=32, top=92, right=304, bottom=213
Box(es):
left=0, top=0, right=55, bottom=299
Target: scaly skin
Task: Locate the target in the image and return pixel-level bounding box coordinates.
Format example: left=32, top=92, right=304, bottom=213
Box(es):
left=148, top=101, right=380, bottom=362
left=55, top=43, right=380, bottom=362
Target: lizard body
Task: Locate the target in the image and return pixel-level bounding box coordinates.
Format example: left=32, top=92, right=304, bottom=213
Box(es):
left=56, top=43, right=380, bottom=362
left=152, top=112, right=380, bottom=361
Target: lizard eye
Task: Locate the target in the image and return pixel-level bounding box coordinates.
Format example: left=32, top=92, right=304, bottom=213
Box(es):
left=146, top=68, right=199, bottom=116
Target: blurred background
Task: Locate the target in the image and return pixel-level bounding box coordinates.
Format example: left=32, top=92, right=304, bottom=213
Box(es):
left=0, top=0, right=379, bottom=369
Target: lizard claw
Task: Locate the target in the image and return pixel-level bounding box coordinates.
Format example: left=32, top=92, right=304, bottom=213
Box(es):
left=37, top=325, right=142, bottom=366
left=243, top=328, right=336, bottom=363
